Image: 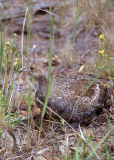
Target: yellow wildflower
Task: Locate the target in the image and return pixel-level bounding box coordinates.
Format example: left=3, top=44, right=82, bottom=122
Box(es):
left=99, top=34, right=104, bottom=40
left=99, top=49, right=104, bottom=56
left=13, top=33, right=17, bottom=38
left=5, top=41, right=10, bottom=46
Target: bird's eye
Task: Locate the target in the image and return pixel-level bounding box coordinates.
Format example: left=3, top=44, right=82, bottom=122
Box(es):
left=30, top=66, right=34, bottom=71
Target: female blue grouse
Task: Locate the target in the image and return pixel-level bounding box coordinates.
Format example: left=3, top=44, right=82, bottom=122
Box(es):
left=21, top=65, right=112, bottom=125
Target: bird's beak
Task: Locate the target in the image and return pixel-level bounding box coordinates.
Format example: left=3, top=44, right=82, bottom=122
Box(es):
left=18, top=67, right=27, bottom=73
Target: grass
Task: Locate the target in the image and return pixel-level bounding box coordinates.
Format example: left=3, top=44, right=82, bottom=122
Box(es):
left=37, top=11, right=55, bottom=147
left=72, top=0, right=81, bottom=45
left=0, top=0, right=114, bottom=159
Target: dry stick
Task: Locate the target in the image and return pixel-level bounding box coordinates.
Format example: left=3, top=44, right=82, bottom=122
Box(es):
left=38, top=9, right=57, bottom=17
left=35, top=97, right=100, bottom=160
left=21, top=7, right=28, bottom=67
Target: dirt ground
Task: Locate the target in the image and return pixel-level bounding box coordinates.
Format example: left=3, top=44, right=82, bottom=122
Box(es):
left=0, top=0, right=114, bottom=159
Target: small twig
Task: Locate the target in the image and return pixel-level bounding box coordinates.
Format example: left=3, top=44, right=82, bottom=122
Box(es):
left=21, top=7, right=28, bottom=67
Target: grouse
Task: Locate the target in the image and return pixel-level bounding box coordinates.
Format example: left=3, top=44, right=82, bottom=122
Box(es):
left=20, top=64, right=112, bottom=125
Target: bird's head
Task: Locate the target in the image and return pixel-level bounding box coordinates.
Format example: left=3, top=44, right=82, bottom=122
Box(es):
left=19, top=64, right=47, bottom=81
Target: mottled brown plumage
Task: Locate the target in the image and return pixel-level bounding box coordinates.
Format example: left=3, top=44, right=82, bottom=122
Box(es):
left=21, top=65, right=112, bottom=125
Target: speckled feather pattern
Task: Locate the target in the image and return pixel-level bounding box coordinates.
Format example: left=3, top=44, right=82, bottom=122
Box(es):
left=25, top=65, right=112, bottom=124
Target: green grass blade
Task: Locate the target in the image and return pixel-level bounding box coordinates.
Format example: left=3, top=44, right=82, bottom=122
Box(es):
left=86, top=128, right=113, bottom=160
